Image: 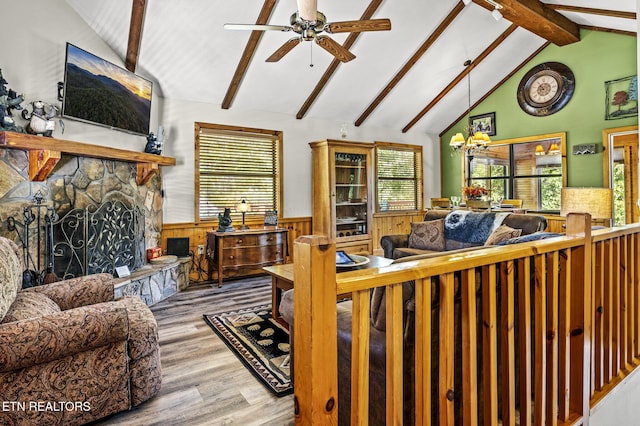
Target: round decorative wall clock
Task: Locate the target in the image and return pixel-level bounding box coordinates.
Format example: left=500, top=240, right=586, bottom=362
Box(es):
left=517, top=62, right=575, bottom=116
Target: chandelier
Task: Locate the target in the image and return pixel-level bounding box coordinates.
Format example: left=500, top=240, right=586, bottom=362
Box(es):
left=450, top=59, right=491, bottom=155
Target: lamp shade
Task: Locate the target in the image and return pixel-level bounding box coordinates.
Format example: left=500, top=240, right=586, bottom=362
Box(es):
left=236, top=199, right=251, bottom=213
left=560, top=187, right=613, bottom=219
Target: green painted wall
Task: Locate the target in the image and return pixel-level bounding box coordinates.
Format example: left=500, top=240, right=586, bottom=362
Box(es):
left=441, top=29, right=637, bottom=197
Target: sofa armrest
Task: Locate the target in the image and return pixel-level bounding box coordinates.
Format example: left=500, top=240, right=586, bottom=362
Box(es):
left=0, top=302, right=129, bottom=372
left=27, top=273, right=115, bottom=310
left=380, top=234, right=410, bottom=259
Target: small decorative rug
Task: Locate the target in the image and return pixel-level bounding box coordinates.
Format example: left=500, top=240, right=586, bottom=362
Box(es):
left=203, top=304, right=292, bottom=396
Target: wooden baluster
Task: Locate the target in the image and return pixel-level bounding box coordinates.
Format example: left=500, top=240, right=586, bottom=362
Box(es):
left=351, top=288, right=370, bottom=424
left=386, top=282, right=404, bottom=424
left=517, top=257, right=533, bottom=426
left=500, top=260, right=516, bottom=426
left=461, top=269, right=478, bottom=426
left=439, top=272, right=455, bottom=424
left=482, top=264, right=499, bottom=424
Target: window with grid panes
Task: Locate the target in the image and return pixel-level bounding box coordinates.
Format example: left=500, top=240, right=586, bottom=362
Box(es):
left=376, top=142, right=423, bottom=212
left=467, top=134, right=565, bottom=211
left=196, top=123, right=282, bottom=222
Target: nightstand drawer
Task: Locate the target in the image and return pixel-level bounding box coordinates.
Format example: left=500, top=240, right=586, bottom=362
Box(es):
left=221, top=245, right=285, bottom=266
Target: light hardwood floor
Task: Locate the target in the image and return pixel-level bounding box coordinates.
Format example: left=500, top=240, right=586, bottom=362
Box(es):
left=94, top=276, right=294, bottom=426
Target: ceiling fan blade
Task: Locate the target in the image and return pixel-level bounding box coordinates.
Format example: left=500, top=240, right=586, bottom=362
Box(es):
left=325, top=18, right=391, bottom=34
left=224, top=23, right=291, bottom=32
left=266, top=37, right=302, bottom=62
left=296, top=0, right=317, bottom=21
left=315, top=36, right=355, bottom=62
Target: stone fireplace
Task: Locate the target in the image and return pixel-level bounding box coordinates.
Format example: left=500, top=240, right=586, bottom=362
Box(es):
left=0, top=140, right=186, bottom=305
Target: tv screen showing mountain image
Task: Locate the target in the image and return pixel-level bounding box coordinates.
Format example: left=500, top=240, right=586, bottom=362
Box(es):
left=62, top=43, right=152, bottom=136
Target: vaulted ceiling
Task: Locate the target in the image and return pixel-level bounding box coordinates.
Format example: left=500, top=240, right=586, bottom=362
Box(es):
left=66, top=0, right=636, bottom=136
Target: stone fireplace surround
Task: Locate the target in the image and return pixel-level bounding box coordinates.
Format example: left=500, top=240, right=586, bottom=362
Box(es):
left=0, top=140, right=187, bottom=306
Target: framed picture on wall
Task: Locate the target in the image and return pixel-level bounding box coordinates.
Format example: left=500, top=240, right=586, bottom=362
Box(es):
left=605, top=75, right=638, bottom=120
left=469, top=112, right=496, bottom=136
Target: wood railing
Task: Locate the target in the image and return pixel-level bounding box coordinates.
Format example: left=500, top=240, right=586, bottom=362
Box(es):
left=290, top=214, right=640, bottom=425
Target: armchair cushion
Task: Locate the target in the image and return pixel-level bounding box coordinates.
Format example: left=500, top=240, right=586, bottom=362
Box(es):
left=1, top=291, right=60, bottom=323
left=408, top=219, right=445, bottom=251
left=28, top=273, right=115, bottom=310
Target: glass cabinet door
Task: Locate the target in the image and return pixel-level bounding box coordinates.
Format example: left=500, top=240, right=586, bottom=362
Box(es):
left=334, top=152, right=368, bottom=239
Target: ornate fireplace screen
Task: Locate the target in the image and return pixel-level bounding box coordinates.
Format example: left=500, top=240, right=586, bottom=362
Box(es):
left=8, top=199, right=145, bottom=282
left=54, top=201, right=145, bottom=279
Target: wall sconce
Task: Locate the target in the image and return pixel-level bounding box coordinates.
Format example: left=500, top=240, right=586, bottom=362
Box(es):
left=235, top=198, right=251, bottom=230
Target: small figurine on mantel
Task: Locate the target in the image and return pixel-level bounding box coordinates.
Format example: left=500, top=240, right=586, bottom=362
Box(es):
left=217, top=208, right=234, bottom=232
left=0, top=69, right=25, bottom=132
left=144, top=125, right=164, bottom=155
left=21, top=100, right=63, bottom=137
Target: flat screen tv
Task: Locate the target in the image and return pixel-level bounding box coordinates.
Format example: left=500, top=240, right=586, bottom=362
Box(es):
left=62, top=43, right=152, bottom=136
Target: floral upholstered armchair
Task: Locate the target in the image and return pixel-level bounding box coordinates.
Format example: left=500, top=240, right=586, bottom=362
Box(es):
left=0, top=236, right=161, bottom=425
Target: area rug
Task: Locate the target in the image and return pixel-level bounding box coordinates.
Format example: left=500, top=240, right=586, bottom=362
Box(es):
left=203, top=304, right=292, bottom=396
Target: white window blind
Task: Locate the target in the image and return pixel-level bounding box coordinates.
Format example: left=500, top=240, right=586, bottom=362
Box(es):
left=376, top=143, right=423, bottom=211
left=196, top=124, right=282, bottom=221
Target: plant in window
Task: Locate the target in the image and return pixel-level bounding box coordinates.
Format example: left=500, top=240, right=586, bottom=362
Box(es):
left=463, top=184, right=489, bottom=200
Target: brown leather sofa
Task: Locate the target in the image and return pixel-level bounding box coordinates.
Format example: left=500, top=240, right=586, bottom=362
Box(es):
left=381, top=209, right=548, bottom=259
left=0, top=236, right=162, bottom=425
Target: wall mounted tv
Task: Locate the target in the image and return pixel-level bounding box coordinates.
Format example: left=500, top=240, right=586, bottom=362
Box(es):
left=62, top=43, right=152, bottom=136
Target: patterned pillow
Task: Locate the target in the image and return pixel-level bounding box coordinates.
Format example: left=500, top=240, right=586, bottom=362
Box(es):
left=485, top=225, right=522, bottom=246
left=1, top=291, right=61, bottom=323
left=408, top=219, right=446, bottom=251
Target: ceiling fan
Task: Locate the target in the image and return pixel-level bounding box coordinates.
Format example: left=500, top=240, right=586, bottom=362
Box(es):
left=224, top=0, right=391, bottom=63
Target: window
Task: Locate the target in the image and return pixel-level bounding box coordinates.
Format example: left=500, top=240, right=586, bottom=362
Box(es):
left=195, top=123, right=282, bottom=222
left=376, top=142, right=423, bottom=212
left=467, top=133, right=566, bottom=211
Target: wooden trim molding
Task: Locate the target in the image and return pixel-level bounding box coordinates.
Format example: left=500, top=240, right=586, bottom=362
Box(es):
left=0, top=131, right=175, bottom=184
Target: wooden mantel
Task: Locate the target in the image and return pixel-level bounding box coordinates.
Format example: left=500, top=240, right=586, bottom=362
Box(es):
left=0, top=131, right=176, bottom=185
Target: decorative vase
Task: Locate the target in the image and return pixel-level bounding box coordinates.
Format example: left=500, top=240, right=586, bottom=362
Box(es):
left=465, top=198, right=490, bottom=209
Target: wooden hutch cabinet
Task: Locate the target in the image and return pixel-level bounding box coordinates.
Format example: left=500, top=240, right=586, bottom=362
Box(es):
left=310, top=139, right=374, bottom=254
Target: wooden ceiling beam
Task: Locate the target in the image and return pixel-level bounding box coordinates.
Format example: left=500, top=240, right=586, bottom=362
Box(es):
left=125, top=0, right=147, bottom=72
left=222, top=0, right=277, bottom=110
left=354, top=2, right=466, bottom=127
left=295, top=0, right=385, bottom=120
left=544, top=5, right=636, bottom=21
left=473, top=0, right=580, bottom=46
left=403, top=24, right=517, bottom=134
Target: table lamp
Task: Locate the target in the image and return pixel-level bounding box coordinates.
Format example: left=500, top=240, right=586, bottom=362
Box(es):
left=560, top=187, right=613, bottom=226
left=236, top=198, right=251, bottom=230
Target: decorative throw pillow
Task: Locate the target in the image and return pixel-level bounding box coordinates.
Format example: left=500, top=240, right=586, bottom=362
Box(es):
left=485, top=225, right=522, bottom=246
left=408, top=219, right=446, bottom=251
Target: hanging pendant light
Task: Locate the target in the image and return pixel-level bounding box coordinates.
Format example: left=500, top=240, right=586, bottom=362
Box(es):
left=450, top=59, right=491, bottom=155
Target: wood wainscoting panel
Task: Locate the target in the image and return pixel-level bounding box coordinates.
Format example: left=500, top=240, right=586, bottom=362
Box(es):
left=372, top=211, right=426, bottom=255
